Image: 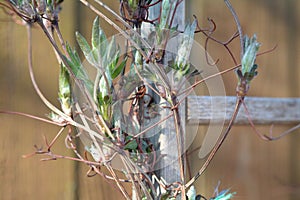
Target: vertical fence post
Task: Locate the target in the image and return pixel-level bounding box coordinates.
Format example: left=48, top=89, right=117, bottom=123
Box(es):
left=146, top=0, right=187, bottom=196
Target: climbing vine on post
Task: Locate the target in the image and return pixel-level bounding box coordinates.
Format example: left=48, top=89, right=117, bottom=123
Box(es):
left=0, top=0, right=299, bottom=200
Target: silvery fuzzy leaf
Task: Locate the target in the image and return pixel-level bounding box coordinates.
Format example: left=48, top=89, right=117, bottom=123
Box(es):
left=106, top=36, right=117, bottom=65
left=76, top=31, right=96, bottom=66
left=65, top=43, right=93, bottom=94
left=58, top=63, right=72, bottom=116
left=98, top=73, right=112, bottom=99
left=159, top=0, right=171, bottom=30
left=241, top=34, right=260, bottom=76
left=91, top=16, right=107, bottom=51
left=187, top=185, right=196, bottom=200
left=211, top=189, right=236, bottom=200
left=174, top=20, right=197, bottom=76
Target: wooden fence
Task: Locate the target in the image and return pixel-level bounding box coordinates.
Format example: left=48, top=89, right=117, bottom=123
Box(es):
left=0, top=1, right=299, bottom=200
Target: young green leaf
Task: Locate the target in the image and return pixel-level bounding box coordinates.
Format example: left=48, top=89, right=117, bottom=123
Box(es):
left=159, top=0, right=173, bottom=30
left=108, top=49, right=120, bottom=73
left=105, top=36, right=117, bottom=65
left=92, top=16, right=101, bottom=49
left=58, top=63, right=72, bottom=116
left=92, top=16, right=108, bottom=62
left=241, top=34, right=260, bottom=76
left=111, top=58, right=126, bottom=79
left=128, top=0, right=139, bottom=11
left=174, top=20, right=197, bottom=72
left=124, top=138, right=138, bottom=150
left=66, top=43, right=81, bottom=68
left=65, top=43, right=93, bottom=93
left=76, top=31, right=96, bottom=65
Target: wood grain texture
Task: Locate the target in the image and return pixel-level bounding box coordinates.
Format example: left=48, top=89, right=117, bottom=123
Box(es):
left=150, top=0, right=186, bottom=191
left=187, top=96, right=300, bottom=125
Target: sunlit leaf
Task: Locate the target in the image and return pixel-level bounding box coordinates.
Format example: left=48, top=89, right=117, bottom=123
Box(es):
left=187, top=185, right=196, bottom=200
left=241, top=34, right=260, bottom=77
left=91, top=16, right=108, bottom=62
left=65, top=43, right=93, bottom=93
left=174, top=20, right=197, bottom=74
left=111, top=58, right=126, bottom=79
left=58, top=63, right=72, bottom=116
left=124, top=138, right=138, bottom=150
left=76, top=31, right=96, bottom=65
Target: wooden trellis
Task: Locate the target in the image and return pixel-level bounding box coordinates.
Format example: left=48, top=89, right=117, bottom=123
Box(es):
left=187, top=96, right=300, bottom=125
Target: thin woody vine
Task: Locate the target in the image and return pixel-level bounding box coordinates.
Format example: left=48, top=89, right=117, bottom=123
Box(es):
left=0, top=0, right=299, bottom=200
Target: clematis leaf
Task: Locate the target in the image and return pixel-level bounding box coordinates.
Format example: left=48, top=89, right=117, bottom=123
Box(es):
left=241, top=34, right=260, bottom=76
left=76, top=31, right=96, bottom=66
left=58, top=63, right=72, bottom=116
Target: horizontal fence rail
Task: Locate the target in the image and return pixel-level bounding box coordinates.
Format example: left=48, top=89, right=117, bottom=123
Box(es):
left=187, top=96, right=300, bottom=125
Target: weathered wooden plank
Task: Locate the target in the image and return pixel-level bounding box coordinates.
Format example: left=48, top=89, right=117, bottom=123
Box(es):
left=187, top=96, right=300, bottom=125
left=149, top=0, right=186, bottom=193
left=157, top=0, right=186, bottom=187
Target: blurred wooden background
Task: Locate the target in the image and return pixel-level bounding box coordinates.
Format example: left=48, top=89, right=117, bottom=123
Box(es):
left=0, top=0, right=299, bottom=199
